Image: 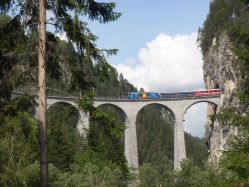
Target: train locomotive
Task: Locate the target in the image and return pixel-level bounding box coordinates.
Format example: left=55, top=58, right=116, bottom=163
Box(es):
left=128, top=92, right=160, bottom=99
left=128, top=89, right=220, bottom=100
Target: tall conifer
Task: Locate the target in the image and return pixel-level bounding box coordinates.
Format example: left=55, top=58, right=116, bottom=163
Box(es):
left=0, top=1, right=121, bottom=185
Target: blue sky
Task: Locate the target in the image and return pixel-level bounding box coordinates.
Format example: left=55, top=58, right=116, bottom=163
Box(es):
left=86, top=1, right=212, bottom=137
left=89, top=0, right=210, bottom=66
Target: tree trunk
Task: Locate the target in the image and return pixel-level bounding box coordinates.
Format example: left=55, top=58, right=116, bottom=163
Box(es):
left=38, top=0, right=48, bottom=186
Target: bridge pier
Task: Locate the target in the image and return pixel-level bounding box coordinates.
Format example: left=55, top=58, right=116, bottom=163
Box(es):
left=125, top=114, right=139, bottom=170
left=77, top=111, right=90, bottom=138
left=77, top=109, right=140, bottom=171
left=174, top=113, right=186, bottom=170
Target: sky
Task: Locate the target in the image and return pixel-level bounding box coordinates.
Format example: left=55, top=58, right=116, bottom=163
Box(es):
left=84, top=0, right=212, bottom=137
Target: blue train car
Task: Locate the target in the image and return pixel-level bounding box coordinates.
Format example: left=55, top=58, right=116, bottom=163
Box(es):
left=128, top=92, right=140, bottom=99
left=160, top=92, right=180, bottom=99
left=179, top=91, right=194, bottom=97
left=149, top=92, right=160, bottom=99
left=128, top=92, right=160, bottom=99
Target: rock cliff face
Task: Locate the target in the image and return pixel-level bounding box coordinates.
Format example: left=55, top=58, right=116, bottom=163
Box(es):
left=203, top=32, right=241, bottom=166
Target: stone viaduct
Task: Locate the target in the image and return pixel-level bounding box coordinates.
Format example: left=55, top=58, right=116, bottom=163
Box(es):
left=35, top=95, right=220, bottom=170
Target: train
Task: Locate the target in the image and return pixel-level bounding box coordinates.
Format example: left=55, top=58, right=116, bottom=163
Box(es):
left=128, top=89, right=220, bottom=100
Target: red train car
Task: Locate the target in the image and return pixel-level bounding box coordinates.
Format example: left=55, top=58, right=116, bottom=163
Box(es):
left=194, top=89, right=220, bottom=97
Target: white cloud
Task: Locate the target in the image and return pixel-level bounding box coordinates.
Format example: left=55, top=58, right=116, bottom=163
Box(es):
left=115, top=33, right=204, bottom=92
left=115, top=33, right=207, bottom=137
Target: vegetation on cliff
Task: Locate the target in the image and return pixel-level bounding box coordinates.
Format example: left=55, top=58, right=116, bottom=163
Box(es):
left=198, top=0, right=249, bottom=186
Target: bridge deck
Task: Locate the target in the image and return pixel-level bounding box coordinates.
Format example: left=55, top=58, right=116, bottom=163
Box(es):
left=11, top=92, right=220, bottom=102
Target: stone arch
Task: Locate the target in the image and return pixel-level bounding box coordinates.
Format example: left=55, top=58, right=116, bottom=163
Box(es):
left=47, top=101, right=80, bottom=128
left=46, top=100, right=89, bottom=136
left=95, top=103, right=127, bottom=123
left=183, top=99, right=219, bottom=137
left=184, top=100, right=218, bottom=115
left=136, top=103, right=176, bottom=121
left=46, top=101, right=84, bottom=169
left=91, top=103, right=127, bottom=149
left=94, top=102, right=140, bottom=170
left=89, top=103, right=128, bottom=171
left=33, top=100, right=78, bottom=119
left=135, top=103, right=176, bottom=167
left=47, top=100, right=77, bottom=111
left=182, top=100, right=218, bottom=165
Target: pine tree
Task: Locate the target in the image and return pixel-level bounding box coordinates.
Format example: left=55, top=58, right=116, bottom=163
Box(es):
left=0, top=1, right=121, bottom=185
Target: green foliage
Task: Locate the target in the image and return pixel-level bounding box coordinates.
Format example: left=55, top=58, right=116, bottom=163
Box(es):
left=0, top=0, right=122, bottom=97
left=185, top=133, right=208, bottom=167
left=2, top=0, right=237, bottom=185
left=0, top=97, right=39, bottom=186
left=139, top=158, right=237, bottom=187
left=215, top=108, right=249, bottom=126
left=221, top=150, right=249, bottom=180
left=137, top=105, right=208, bottom=168
left=137, top=105, right=209, bottom=186
left=46, top=89, right=131, bottom=185
left=173, top=159, right=227, bottom=187
left=49, top=162, right=128, bottom=187
left=228, top=26, right=249, bottom=108
left=136, top=105, right=174, bottom=164
left=87, top=105, right=129, bottom=182
left=46, top=97, right=131, bottom=184
left=0, top=14, right=27, bottom=101
left=73, top=150, right=130, bottom=187
left=199, top=0, right=249, bottom=186
left=198, top=0, right=243, bottom=55
left=0, top=0, right=136, bottom=186
left=215, top=108, right=249, bottom=182
left=48, top=102, right=131, bottom=186
left=47, top=103, right=83, bottom=171
left=0, top=94, right=36, bottom=117
left=94, top=69, right=137, bottom=98
left=0, top=14, right=10, bottom=28
left=139, top=156, right=174, bottom=187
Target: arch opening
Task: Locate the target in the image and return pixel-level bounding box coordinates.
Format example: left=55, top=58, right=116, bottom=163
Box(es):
left=88, top=103, right=128, bottom=176
left=47, top=102, right=80, bottom=127
left=136, top=103, right=175, bottom=177
left=47, top=102, right=81, bottom=170
left=95, top=103, right=127, bottom=123
left=89, top=104, right=126, bottom=147
left=183, top=101, right=218, bottom=167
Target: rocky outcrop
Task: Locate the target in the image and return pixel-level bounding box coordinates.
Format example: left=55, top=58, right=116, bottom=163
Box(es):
left=203, top=32, right=241, bottom=166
